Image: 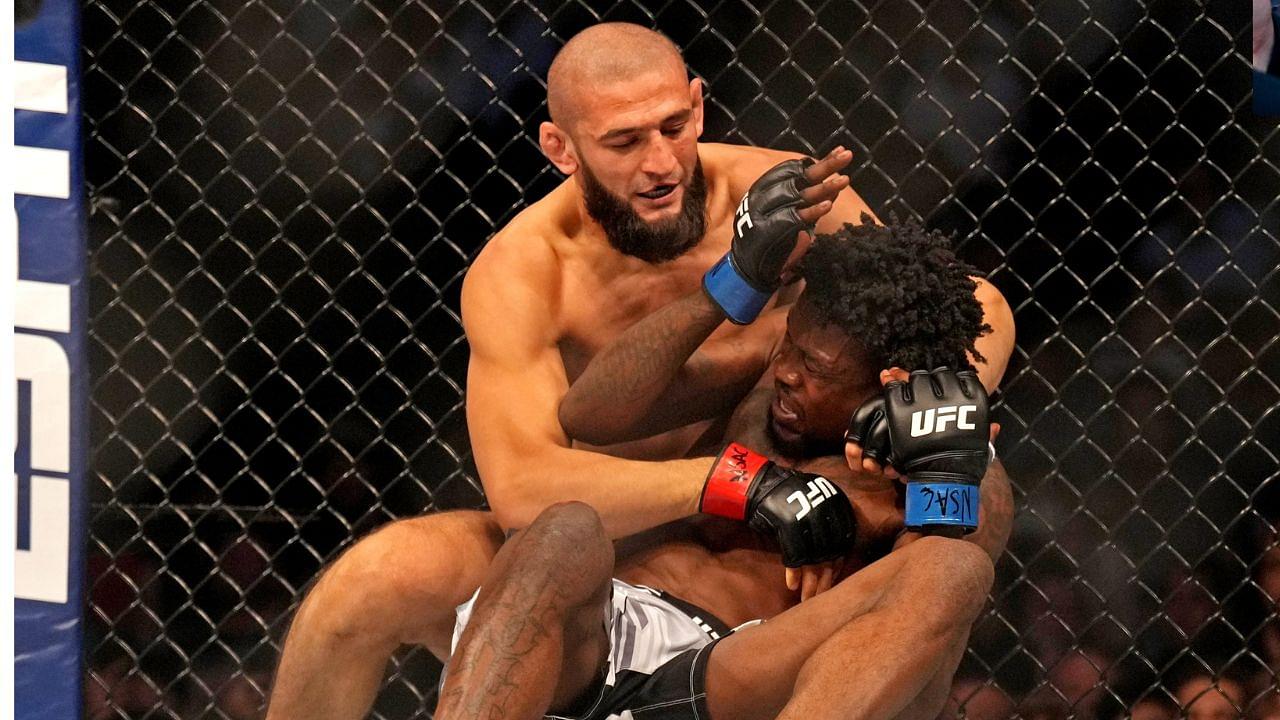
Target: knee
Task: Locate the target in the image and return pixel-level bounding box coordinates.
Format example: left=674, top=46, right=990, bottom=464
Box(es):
left=526, top=501, right=608, bottom=551
left=294, top=528, right=404, bottom=642
left=899, top=536, right=995, bottom=626
left=321, top=513, right=503, bottom=620
left=520, top=502, right=612, bottom=577
left=317, top=521, right=423, bottom=621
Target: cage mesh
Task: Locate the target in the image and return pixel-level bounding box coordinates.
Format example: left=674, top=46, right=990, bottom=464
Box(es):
left=84, top=1, right=1280, bottom=718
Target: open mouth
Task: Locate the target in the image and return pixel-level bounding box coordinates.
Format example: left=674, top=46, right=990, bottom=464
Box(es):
left=771, top=391, right=801, bottom=432
left=769, top=398, right=802, bottom=446
left=775, top=391, right=799, bottom=419
left=637, top=184, right=676, bottom=200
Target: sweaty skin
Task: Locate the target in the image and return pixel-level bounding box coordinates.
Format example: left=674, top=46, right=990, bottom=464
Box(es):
left=610, top=457, right=912, bottom=630
left=440, top=252, right=1016, bottom=719
left=463, top=138, right=874, bottom=535
left=464, top=23, right=879, bottom=539
left=268, top=24, right=1014, bottom=720
left=439, top=347, right=1015, bottom=720
left=503, top=214, right=1017, bottom=716
left=268, top=25, right=874, bottom=720
left=600, top=318, right=1014, bottom=628
left=553, top=235, right=1016, bottom=610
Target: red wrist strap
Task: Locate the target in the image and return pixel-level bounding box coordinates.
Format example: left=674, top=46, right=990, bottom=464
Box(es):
left=700, top=443, right=769, bottom=520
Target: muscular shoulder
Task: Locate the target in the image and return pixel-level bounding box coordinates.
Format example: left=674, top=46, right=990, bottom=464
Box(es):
left=469, top=214, right=558, bottom=284
left=462, top=200, right=567, bottom=349
left=702, top=142, right=810, bottom=198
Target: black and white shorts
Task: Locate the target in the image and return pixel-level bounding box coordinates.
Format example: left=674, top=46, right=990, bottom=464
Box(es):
left=449, top=578, right=746, bottom=720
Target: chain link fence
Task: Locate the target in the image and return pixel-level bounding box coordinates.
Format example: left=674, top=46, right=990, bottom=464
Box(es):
left=84, top=1, right=1278, bottom=718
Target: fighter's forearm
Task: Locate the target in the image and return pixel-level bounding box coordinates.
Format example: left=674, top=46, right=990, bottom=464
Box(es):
left=968, top=458, right=1014, bottom=563
left=482, top=447, right=713, bottom=538
left=557, top=289, right=727, bottom=444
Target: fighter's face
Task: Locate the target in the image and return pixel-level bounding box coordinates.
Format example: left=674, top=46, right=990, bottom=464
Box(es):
left=572, top=72, right=707, bottom=261
left=768, top=296, right=881, bottom=458
left=580, top=155, right=707, bottom=263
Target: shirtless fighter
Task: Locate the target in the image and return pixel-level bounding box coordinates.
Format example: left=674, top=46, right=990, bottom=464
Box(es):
left=436, top=221, right=1015, bottom=720
left=266, top=23, right=1013, bottom=720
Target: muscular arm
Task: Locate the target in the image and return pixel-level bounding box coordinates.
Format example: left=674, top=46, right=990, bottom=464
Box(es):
left=463, top=239, right=712, bottom=538
left=966, top=458, right=1014, bottom=562
left=558, top=290, right=778, bottom=445
left=467, top=148, right=886, bottom=537
left=561, top=148, right=881, bottom=445
left=964, top=281, right=1016, bottom=560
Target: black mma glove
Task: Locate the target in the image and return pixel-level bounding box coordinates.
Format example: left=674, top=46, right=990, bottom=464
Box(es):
left=703, top=159, right=815, bottom=324
left=700, top=442, right=856, bottom=566
left=848, top=368, right=991, bottom=535
left=845, top=395, right=892, bottom=467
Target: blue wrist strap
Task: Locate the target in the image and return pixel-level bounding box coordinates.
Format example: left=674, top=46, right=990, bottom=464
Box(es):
left=905, top=482, right=980, bottom=532
left=703, top=254, right=771, bottom=325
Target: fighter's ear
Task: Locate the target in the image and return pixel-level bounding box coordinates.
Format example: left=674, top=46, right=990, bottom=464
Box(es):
left=539, top=121, right=578, bottom=175
left=689, top=77, right=705, bottom=138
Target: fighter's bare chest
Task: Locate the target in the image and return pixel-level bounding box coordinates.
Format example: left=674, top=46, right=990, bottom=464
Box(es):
left=553, top=219, right=740, bottom=379
left=613, top=517, right=798, bottom=625
left=614, top=479, right=905, bottom=625
left=554, top=267, right=744, bottom=383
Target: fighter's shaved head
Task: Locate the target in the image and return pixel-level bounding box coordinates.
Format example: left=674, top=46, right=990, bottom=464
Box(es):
left=547, top=23, right=687, bottom=129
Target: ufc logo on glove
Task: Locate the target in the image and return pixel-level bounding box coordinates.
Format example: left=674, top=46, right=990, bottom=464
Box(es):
left=909, top=404, right=978, bottom=437
left=787, top=477, right=838, bottom=520
left=702, top=443, right=856, bottom=566
left=735, top=195, right=753, bottom=235
left=848, top=368, right=991, bottom=535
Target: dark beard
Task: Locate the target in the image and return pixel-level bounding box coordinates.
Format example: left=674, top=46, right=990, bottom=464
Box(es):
left=580, top=158, right=708, bottom=264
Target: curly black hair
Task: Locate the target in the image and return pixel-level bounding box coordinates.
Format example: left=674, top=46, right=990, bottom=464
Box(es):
left=798, top=214, right=990, bottom=371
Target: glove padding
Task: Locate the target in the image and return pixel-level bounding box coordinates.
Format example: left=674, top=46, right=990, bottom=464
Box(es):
left=845, top=395, right=891, bottom=466
left=701, top=443, right=857, bottom=566
left=703, top=159, right=815, bottom=324
left=848, top=368, right=990, bottom=533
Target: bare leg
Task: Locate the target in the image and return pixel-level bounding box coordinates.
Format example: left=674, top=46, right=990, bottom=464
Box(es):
left=887, top=630, right=972, bottom=720
left=704, top=535, right=994, bottom=720
left=267, top=511, right=505, bottom=720
left=435, top=501, right=615, bottom=720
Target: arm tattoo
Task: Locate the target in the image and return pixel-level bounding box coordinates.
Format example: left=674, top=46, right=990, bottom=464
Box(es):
left=559, top=291, right=726, bottom=437
left=593, top=297, right=723, bottom=403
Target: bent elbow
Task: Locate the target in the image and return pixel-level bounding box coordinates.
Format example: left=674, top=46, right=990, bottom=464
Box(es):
left=485, top=481, right=545, bottom=533
left=557, top=397, right=626, bottom=446
left=556, top=395, right=588, bottom=442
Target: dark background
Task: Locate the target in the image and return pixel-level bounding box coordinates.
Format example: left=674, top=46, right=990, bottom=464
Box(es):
left=83, top=0, right=1279, bottom=718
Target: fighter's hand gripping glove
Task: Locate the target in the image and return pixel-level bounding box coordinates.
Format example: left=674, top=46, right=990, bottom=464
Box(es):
left=845, top=394, right=892, bottom=467
left=703, top=159, right=815, bottom=324
left=878, top=368, right=991, bottom=535
left=700, top=442, right=856, bottom=566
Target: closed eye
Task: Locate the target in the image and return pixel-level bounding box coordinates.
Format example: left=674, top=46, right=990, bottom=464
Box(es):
left=805, top=357, right=837, bottom=377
